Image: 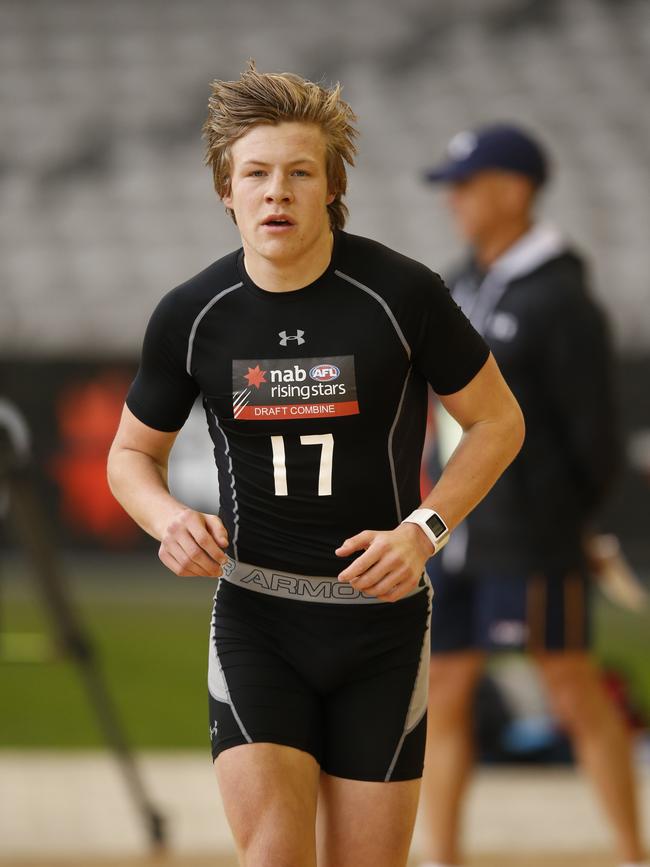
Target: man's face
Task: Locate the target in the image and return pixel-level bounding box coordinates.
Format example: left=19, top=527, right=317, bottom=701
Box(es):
left=445, top=170, right=533, bottom=244
left=223, top=121, right=335, bottom=267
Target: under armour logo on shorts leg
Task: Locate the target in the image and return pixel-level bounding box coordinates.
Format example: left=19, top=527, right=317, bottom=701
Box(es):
left=279, top=330, right=305, bottom=346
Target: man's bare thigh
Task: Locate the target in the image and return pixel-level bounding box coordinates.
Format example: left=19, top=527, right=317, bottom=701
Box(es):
left=317, top=771, right=421, bottom=867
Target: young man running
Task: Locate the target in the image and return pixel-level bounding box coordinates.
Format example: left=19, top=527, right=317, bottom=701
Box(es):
left=107, top=65, right=524, bottom=867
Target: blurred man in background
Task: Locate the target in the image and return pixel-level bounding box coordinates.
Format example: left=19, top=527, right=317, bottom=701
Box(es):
left=419, top=123, right=647, bottom=867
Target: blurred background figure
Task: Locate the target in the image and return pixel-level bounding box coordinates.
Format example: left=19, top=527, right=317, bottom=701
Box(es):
left=419, top=124, right=647, bottom=867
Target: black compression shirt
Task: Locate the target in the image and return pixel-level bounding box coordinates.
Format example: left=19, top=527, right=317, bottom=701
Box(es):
left=127, top=230, right=489, bottom=575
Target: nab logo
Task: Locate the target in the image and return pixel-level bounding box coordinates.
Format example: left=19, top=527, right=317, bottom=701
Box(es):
left=279, top=330, right=305, bottom=346
left=309, top=363, right=340, bottom=382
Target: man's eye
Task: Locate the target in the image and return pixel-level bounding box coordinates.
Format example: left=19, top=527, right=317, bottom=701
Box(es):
left=249, top=170, right=266, bottom=177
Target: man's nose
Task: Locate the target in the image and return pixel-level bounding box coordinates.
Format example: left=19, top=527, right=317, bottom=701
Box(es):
left=265, top=172, right=293, bottom=203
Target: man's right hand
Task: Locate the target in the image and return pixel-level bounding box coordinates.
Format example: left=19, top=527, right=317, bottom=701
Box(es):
left=158, top=509, right=229, bottom=578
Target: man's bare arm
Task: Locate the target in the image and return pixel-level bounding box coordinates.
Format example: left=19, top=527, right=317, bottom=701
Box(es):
left=422, top=352, right=525, bottom=529
left=107, top=405, right=228, bottom=578
left=337, top=354, right=525, bottom=600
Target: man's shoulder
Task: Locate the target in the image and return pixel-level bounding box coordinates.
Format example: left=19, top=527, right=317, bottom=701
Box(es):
left=523, top=249, right=586, bottom=287
left=336, top=231, right=442, bottom=298
left=508, top=248, right=583, bottom=292
left=501, top=249, right=589, bottom=310
left=170, top=248, right=243, bottom=304
left=149, top=248, right=242, bottom=325
left=509, top=250, right=608, bottom=334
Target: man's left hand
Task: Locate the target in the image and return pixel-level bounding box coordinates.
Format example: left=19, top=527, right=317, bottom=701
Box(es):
left=335, top=523, right=434, bottom=602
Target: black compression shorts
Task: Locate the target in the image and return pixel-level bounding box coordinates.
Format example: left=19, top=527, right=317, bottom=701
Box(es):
left=208, top=574, right=432, bottom=782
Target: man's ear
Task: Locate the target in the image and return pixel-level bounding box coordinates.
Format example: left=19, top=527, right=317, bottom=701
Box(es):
left=221, top=177, right=233, bottom=209
left=506, top=175, right=534, bottom=214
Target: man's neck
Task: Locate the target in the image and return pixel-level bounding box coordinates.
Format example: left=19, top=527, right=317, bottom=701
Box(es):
left=243, top=230, right=334, bottom=293
left=475, top=217, right=533, bottom=270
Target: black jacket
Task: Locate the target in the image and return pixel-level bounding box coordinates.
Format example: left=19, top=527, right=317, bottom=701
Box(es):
left=446, top=241, right=621, bottom=575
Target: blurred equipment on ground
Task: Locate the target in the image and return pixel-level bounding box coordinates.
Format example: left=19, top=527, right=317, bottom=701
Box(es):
left=0, top=399, right=166, bottom=850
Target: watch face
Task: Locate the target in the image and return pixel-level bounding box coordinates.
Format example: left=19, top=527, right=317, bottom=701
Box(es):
left=426, top=513, right=448, bottom=538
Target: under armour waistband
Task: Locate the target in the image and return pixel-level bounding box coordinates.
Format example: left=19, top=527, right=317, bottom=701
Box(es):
left=220, top=557, right=428, bottom=605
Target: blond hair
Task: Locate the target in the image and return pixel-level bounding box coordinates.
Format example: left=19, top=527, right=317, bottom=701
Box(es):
left=203, top=61, right=358, bottom=230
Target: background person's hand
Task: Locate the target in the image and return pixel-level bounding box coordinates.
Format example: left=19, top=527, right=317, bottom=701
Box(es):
left=335, top=523, right=433, bottom=602
left=158, top=509, right=229, bottom=578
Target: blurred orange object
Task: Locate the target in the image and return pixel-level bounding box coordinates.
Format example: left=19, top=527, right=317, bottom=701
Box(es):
left=49, top=372, right=140, bottom=546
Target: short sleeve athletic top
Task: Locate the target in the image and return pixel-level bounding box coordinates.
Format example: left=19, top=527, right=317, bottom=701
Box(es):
left=127, top=230, right=489, bottom=575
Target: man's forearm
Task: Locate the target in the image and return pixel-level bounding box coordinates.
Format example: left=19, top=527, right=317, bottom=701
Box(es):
left=107, top=446, right=186, bottom=541
left=421, top=408, right=524, bottom=530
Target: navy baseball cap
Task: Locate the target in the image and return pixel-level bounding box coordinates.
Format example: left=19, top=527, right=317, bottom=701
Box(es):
left=424, top=123, right=549, bottom=186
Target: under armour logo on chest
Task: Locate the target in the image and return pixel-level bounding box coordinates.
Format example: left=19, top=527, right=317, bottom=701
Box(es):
left=279, top=330, right=305, bottom=346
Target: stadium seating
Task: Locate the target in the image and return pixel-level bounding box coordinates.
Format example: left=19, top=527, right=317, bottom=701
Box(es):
left=1, top=0, right=648, bottom=354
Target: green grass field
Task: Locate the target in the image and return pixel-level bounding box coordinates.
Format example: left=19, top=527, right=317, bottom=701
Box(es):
left=0, top=554, right=648, bottom=749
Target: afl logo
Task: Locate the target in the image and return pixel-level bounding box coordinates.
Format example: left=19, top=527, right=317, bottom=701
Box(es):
left=309, top=363, right=340, bottom=382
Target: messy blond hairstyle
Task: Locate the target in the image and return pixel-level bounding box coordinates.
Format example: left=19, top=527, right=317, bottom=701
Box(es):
left=203, top=61, right=358, bottom=231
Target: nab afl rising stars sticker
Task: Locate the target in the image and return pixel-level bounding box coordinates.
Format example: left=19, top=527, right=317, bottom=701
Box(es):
left=232, top=356, right=359, bottom=420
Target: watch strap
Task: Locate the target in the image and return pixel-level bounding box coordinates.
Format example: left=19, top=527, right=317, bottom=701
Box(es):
left=401, top=508, right=450, bottom=553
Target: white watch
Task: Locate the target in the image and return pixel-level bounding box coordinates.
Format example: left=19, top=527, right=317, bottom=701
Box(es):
left=401, top=508, right=450, bottom=553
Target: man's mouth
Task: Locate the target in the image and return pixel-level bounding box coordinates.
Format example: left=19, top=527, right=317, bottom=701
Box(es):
left=262, top=216, right=295, bottom=227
